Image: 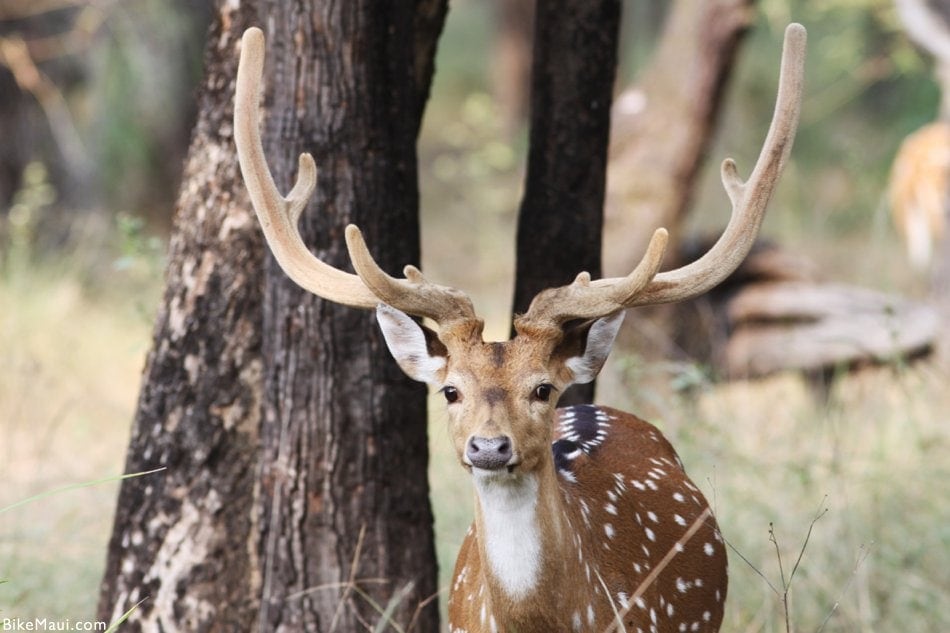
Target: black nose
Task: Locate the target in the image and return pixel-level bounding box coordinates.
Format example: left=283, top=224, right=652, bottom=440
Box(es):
left=466, top=435, right=513, bottom=470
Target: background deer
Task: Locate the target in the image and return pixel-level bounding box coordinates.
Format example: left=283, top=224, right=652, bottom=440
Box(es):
left=234, top=22, right=804, bottom=633
left=890, top=0, right=950, bottom=272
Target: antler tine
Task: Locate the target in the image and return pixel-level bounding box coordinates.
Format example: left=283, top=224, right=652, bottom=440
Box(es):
left=234, top=27, right=378, bottom=308
left=630, top=22, right=807, bottom=306
left=345, top=226, right=479, bottom=325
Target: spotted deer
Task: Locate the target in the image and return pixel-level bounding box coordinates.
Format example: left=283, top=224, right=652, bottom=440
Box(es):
left=234, top=23, right=805, bottom=633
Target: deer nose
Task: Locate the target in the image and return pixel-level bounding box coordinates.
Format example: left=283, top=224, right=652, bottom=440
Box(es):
left=466, top=435, right=513, bottom=470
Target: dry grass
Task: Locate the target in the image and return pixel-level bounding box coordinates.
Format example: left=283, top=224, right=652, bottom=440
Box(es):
left=0, top=257, right=156, bottom=621
left=624, top=363, right=948, bottom=631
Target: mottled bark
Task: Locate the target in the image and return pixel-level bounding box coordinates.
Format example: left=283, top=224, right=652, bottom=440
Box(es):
left=255, top=2, right=445, bottom=631
left=97, top=2, right=266, bottom=629
left=511, top=0, right=621, bottom=405
left=98, top=1, right=447, bottom=631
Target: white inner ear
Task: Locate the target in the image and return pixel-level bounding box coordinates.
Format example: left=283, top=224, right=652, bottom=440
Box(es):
left=565, top=311, right=625, bottom=385
left=375, top=304, right=446, bottom=385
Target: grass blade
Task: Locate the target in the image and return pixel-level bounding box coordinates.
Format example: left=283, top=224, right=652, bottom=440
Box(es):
left=103, top=597, right=148, bottom=633
left=0, top=467, right=166, bottom=515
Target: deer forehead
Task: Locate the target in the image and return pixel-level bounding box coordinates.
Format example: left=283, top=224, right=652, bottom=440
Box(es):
left=445, top=339, right=562, bottom=391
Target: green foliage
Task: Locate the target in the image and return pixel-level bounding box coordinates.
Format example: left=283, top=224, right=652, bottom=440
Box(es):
left=1, top=162, right=57, bottom=273
left=92, top=0, right=207, bottom=217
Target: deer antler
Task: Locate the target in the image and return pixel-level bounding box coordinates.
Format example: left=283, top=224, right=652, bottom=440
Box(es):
left=518, top=23, right=806, bottom=330
left=234, top=27, right=478, bottom=327
left=234, top=27, right=377, bottom=308
left=344, top=225, right=478, bottom=326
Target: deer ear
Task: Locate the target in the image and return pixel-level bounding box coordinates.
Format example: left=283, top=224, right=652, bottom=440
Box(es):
left=376, top=304, right=447, bottom=384
left=559, top=311, right=625, bottom=385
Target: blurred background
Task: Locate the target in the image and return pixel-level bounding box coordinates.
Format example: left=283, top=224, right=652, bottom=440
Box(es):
left=1, top=0, right=948, bottom=630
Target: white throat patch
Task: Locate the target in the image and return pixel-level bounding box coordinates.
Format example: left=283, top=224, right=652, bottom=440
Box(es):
left=473, top=471, right=541, bottom=600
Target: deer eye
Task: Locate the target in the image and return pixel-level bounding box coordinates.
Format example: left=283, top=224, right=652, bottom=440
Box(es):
left=441, top=386, right=460, bottom=404
left=532, top=383, right=555, bottom=403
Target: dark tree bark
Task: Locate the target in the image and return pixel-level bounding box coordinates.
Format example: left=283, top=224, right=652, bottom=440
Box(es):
left=255, top=1, right=445, bottom=631
left=98, top=1, right=447, bottom=631
left=511, top=0, right=621, bottom=405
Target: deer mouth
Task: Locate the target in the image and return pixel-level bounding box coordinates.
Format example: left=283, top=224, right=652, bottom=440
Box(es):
left=469, top=459, right=522, bottom=480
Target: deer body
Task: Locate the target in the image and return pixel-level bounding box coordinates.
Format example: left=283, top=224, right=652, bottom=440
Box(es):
left=233, top=23, right=805, bottom=633
left=889, top=121, right=950, bottom=270
left=448, top=403, right=726, bottom=633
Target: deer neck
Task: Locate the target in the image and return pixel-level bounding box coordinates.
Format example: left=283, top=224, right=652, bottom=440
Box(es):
left=471, top=458, right=578, bottom=621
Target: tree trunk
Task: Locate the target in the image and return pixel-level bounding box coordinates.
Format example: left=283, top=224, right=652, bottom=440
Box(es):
left=511, top=0, right=621, bottom=405
left=98, top=1, right=447, bottom=631
left=255, top=1, right=445, bottom=630
left=95, top=3, right=264, bottom=628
